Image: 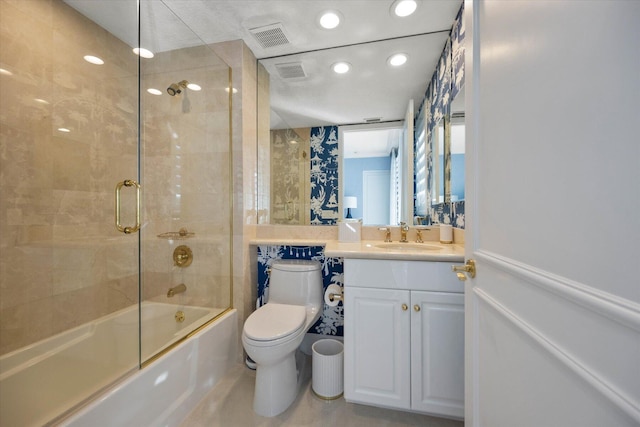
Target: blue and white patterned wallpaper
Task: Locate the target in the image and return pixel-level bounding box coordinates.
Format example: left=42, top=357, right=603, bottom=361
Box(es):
left=256, top=245, right=344, bottom=336
left=310, top=126, right=340, bottom=225
left=417, top=2, right=466, bottom=229
left=451, top=4, right=465, bottom=102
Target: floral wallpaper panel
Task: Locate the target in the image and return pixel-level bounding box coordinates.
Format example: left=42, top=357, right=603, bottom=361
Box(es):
left=310, top=126, right=339, bottom=225
left=256, top=245, right=344, bottom=336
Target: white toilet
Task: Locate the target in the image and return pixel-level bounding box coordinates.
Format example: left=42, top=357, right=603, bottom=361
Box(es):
left=242, top=259, right=323, bottom=417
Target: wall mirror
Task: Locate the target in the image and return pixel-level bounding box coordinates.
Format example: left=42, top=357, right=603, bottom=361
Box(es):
left=256, top=3, right=464, bottom=226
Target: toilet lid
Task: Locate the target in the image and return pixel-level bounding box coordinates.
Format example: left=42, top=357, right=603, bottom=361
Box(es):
left=244, top=304, right=306, bottom=341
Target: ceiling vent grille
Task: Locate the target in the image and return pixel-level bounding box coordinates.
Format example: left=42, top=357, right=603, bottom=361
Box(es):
left=275, top=62, right=306, bottom=79
left=249, top=23, right=290, bottom=49
left=364, top=117, right=382, bottom=123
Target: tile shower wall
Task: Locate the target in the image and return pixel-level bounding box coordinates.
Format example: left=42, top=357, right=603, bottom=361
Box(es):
left=0, top=1, right=232, bottom=355
left=139, top=45, right=231, bottom=309
left=0, top=0, right=139, bottom=354
left=256, top=246, right=344, bottom=337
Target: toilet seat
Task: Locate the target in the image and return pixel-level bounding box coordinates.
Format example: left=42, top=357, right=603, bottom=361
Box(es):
left=244, top=303, right=306, bottom=342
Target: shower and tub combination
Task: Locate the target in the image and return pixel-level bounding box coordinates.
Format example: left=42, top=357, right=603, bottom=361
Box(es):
left=0, top=303, right=237, bottom=426
left=0, top=0, right=234, bottom=425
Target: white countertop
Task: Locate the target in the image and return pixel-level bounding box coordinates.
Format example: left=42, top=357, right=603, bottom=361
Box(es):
left=249, top=238, right=464, bottom=262
left=324, top=240, right=465, bottom=262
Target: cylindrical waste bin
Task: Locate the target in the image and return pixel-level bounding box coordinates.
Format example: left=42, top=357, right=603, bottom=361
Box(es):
left=312, top=339, right=344, bottom=399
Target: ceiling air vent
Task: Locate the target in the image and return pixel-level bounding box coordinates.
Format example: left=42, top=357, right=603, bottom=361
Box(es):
left=249, top=23, right=290, bottom=49
left=275, top=62, right=306, bottom=79
left=364, top=117, right=382, bottom=123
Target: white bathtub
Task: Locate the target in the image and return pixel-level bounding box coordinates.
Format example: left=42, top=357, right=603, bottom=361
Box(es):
left=0, top=302, right=237, bottom=426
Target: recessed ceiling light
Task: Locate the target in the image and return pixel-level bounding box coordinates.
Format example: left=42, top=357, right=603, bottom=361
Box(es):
left=83, top=55, right=104, bottom=65
left=388, top=53, right=408, bottom=67
left=147, top=88, right=162, bottom=95
left=133, top=47, right=154, bottom=59
left=391, top=0, right=419, bottom=17
left=319, top=11, right=342, bottom=29
left=58, top=127, right=71, bottom=133
left=186, top=83, right=201, bottom=91
left=332, top=62, right=351, bottom=74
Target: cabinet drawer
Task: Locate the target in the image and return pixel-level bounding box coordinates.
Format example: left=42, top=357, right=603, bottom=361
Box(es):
left=344, top=259, right=464, bottom=293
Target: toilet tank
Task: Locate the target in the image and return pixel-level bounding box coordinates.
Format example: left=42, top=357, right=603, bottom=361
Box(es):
left=268, top=260, right=322, bottom=307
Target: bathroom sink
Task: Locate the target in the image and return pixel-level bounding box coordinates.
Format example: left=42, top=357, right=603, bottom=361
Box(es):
left=373, top=243, right=443, bottom=251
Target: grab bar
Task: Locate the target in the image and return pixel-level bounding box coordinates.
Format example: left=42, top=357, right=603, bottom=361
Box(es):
left=115, top=179, right=141, bottom=234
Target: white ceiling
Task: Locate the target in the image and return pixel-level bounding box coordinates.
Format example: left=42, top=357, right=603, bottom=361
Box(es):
left=343, top=126, right=403, bottom=159
left=65, top=0, right=461, bottom=155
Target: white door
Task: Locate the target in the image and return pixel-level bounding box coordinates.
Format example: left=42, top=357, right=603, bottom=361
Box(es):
left=363, top=170, right=390, bottom=225
left=464, top=1, right=640, bottom=426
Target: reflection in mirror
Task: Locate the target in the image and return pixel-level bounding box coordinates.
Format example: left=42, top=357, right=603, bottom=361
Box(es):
left=414, top=3, right=465, bottom=227
left=258, top=32, right=447, bottom=226
left=269, top=128, right=310, bottom=224
left=450, top=91, right=465, bottom=202
left=431, top=119, right=445, bottom=204
left=257, top=2, right=465, bottom=227
left=341, top=124, right=403, bottom=225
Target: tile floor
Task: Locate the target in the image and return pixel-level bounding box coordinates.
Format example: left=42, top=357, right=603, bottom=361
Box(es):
left=181, top=355, right=464, bottom=427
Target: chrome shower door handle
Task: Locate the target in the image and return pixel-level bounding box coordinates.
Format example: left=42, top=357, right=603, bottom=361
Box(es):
left=115, top=179, right=141, bottom=234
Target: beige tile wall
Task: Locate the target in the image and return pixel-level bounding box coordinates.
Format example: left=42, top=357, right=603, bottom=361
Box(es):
left=0, top=0, right=140, bottom=355
left=140, top=44, right=232, bottom=310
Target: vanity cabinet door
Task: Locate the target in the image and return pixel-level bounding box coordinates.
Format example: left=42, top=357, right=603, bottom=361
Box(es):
left=410, top=291, right=464, bottom=418
left=344, top=287, right=411, bottom=410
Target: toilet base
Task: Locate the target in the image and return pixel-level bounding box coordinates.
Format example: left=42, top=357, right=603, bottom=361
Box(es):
left=253, top=351, right=298, bottom=417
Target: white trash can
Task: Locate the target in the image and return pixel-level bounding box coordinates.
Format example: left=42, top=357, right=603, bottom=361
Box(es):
left=312, top=339, right=344, bottom=400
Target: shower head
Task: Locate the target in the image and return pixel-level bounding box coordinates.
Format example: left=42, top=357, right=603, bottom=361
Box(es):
left=167, top=83, right=181, bottom=96
left=167, top=80, right=189, bottom=96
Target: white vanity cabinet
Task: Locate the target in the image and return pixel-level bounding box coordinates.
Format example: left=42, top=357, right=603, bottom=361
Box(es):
left=343, top=258, right=464, bottom=419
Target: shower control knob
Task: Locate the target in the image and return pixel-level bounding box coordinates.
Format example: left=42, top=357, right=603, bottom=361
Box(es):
left=173, top=245, right=193, bottom=267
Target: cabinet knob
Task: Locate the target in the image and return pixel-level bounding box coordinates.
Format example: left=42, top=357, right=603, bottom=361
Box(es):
left=402, top=303, right=408, bottom=311
left=414, top=304, right=420, bottom=312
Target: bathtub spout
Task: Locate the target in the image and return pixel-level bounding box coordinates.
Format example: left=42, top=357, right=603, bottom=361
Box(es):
left=167, top=283, right=187, bottom=298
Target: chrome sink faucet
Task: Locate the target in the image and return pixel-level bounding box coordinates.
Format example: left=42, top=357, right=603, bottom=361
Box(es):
left=400, top=222, right=409, bottom=243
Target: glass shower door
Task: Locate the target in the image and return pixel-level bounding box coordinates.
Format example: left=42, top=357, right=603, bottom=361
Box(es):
left=138, top=0, right=233, bottom=364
